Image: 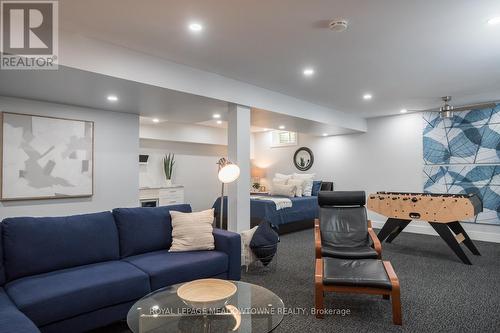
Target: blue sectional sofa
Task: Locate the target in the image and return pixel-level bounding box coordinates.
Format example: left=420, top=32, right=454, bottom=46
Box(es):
left=0, top=204, right=241, bottom=333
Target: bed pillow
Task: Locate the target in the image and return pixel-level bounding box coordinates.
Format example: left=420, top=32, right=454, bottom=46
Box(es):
left=169, top=209, right=215, bottom=252
left=270, top=183, right=296, bottom=197
left=275, top=173, right=293, bottom=180
left=312, top=181, right=322, bottom=196
left=293, top=173, right=315, bottom=196
left=288, top=178, right=305, bottom=197
left=272, top=177, right=288, bottom=185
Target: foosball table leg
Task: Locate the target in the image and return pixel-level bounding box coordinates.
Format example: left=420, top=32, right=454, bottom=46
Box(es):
left=385, top=220, right=411, bottom=243
left=429, top=222, right=472, bottom=265
left=446, top=222, right=481, bottom=256
left=377, top=218, right=411, bottom=243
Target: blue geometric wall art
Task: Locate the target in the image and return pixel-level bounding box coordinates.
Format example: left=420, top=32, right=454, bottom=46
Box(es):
left=422, top=104, right=500, bottom=224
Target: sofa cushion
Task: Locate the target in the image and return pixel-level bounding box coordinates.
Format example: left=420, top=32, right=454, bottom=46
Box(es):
left=0, top=223, right=5, bottom=286
left=113, top=204, right=192, bottom=258
left=0, top=288, right=39, bottom=333
left=3, top=212, right=120, bottom=281
left=5, top=261, right=150, bottom=327
left=123, top=250, right=228, bottom=290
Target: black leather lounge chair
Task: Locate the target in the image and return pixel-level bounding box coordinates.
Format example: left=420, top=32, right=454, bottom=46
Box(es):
left=314, top=191, right=402, bottom=325
left=315, top=191, right=382, bottom=260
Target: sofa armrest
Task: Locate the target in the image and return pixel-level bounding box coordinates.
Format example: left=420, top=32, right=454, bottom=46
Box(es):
left=0, top=289, right=40, bottom=333
left=213, top=228, right=241, bottom=281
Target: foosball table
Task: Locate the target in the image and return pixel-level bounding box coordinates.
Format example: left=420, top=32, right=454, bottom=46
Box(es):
left=368, top=192, right=482, bottom=265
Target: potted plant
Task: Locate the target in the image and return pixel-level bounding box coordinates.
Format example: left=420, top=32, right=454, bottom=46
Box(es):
left=163, top=153, right=175, bottom=187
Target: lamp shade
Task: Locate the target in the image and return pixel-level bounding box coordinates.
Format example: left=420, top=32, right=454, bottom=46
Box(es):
left=218, top=164, right=240, bottom=183
left=251, top=166, right=265, bottom=178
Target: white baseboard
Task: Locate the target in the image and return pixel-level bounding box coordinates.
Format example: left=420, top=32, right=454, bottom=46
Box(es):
left=371, top=220, right=500, bottom=243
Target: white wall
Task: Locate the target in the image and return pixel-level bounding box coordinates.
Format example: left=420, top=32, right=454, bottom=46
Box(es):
left=0, top=96, right=140, bottom=219
left=252, top=113, right=500, bottom=242
left=140, top=139, right=226, bottom=211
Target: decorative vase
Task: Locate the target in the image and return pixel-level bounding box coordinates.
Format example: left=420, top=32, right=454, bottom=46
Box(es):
left=165, top=179, right=172, bottom=187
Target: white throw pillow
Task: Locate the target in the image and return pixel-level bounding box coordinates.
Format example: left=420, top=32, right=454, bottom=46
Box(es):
left=275, top=173, right=293, bottom=180
left=272, top=177, right=288, bottom=186
left=169, top=209, right=215, bottom=252
left=293, top=173, right=315, bottom=196
left=287, top=178, right=305, bottom=197
left=270, top=183, right=297, bottom=197
left=241, top=226, right=258, bottom=266
left=293, top=173, right=316, bottom=179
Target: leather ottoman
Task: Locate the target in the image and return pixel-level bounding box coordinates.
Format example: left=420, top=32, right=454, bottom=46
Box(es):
left=315, top=257, right=402, bottom=325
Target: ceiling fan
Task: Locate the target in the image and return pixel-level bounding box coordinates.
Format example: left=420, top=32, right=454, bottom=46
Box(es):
left=408, top=96, right=496, bottom=118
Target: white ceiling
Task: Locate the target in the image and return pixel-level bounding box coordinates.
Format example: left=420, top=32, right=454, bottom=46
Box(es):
left=59, top=0, right=500, bottom=118
left=0, top=66, right=351, bottom=135
left=0, top=66, right=228, bottom=124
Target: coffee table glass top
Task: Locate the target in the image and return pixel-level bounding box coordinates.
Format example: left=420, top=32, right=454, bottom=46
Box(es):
left=127, top=280, right=284, bottom=333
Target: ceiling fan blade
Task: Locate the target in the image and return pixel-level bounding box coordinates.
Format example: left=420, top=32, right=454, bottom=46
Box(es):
left=406, top=107, right=440, bottom=113
left=452, top=102, right=497, bottom=112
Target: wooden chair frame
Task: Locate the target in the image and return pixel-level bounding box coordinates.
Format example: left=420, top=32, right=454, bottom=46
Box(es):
left=314, top=258, right=402, bottom=325
left=314, top=219, right=382, bottom=259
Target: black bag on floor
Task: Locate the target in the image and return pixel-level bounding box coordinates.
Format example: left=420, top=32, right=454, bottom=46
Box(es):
left=250, top=221, right=279, bottom=266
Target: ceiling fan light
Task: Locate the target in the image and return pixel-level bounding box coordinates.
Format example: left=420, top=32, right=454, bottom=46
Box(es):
left=440, top=110, right=454, bottom=118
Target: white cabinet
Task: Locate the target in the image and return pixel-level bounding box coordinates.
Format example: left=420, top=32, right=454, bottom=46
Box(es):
left=158, top=187, right=184, bottom=206
left=139, top=186, right=184, bottom=207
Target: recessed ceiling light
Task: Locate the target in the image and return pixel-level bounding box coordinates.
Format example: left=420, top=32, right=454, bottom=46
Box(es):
left=279, top=125, right=285, bottom=130
left=188, top=22, right=203, bottom=32
left=487, top=17, right=500, bottom=25
left=212, top=114, right=221, bottom=119
left=363, top=94, right=372, bottom=100
left=216, top=120, right=222, bottom=125
left=303, top=68, right=315, bottom=77
left=400, top=109, right=408, bottom=114
left=322, top=133, right=328, bottom=137
left=107, top=95, right=118, bottom=102
left=152, top=118, right=160, bottom=123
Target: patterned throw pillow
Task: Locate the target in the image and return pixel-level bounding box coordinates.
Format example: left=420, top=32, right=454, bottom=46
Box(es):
left=169, top=209, right=215, bottom=252
left=287, top=178, right=305, bottom=197
left=293, top=173, right=316, bottom=196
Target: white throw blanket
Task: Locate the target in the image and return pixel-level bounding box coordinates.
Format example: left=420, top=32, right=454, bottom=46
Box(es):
left=252, top=195, right=293, bottom=210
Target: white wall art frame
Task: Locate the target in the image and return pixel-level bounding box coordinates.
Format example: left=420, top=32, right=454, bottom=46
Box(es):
left=1, top=112, right=94, bottom=200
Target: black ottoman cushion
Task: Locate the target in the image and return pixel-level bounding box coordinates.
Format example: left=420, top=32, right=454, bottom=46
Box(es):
left=323, top=258, right=392, bottom=290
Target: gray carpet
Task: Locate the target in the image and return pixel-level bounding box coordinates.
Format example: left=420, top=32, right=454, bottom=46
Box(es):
left=94, top=229, right=500, bottom=332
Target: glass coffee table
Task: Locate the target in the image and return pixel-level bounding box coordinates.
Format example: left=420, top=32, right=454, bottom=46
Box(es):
left=127, top=280, right=284, bottom=333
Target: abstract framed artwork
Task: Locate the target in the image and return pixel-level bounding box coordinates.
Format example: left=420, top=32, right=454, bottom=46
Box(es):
left=1, top=112, right=94, bottom=201
left=422, top=104, right=500, bottom=224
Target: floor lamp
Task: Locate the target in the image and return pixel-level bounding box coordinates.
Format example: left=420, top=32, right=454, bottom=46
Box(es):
left=217, top=157, right=240, bottom=229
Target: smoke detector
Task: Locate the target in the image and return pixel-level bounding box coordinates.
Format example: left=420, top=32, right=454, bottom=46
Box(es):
left=329, top=19, right=348, bottom=32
